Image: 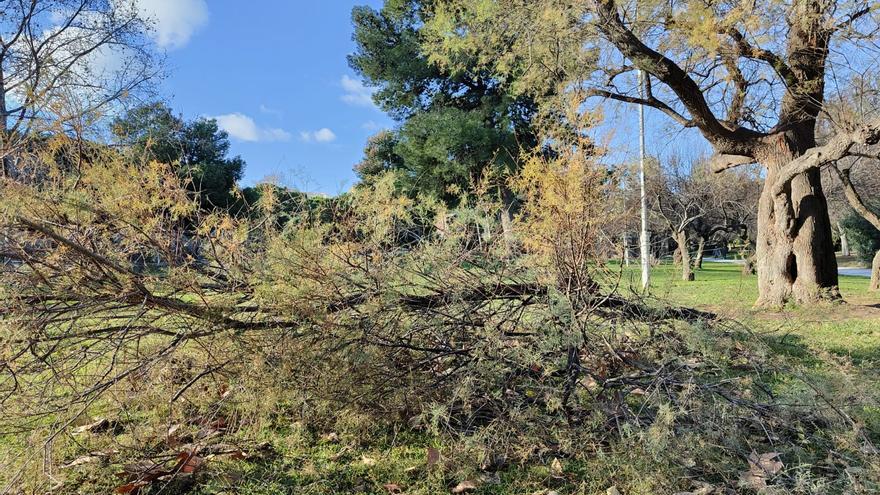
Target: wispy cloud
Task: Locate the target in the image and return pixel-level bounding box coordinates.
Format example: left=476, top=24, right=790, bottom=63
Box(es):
left=135, top=0, right=209, bottom=50
left=340, top=75, right=377, bottom=108
left=212, top=113, right=291, bottom=142
left=300, top=128, right=337, bottom=143
left=259, top=104, right=283, bottom=118
left=361, top=120, right=386, bottom=132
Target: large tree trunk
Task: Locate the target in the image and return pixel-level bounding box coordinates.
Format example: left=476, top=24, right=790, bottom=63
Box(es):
left=674, top=231, right=694, bottom=281
left=755, top=163, right=839, bottom=307
left=871, top=250, right=880, bottom=292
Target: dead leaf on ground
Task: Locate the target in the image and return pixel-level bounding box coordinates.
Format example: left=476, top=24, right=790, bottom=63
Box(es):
left=177, top=452, right=205, bottom=474
left=452, top=480, right=478, bottom=493
left=739, top=451, right=783, bottom=490
left=383, top=483, right=402, bottom=493
left=427, top=447, right=440, bottom=467
left=115, top=481, right=150, bottom=494
left=550, top=457, right=564, bottom=476
left=749, top=451, right=783, bottom=476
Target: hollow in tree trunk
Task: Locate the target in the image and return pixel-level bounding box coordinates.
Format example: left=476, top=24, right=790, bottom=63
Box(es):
left=755, top=161, right=839, bottom=307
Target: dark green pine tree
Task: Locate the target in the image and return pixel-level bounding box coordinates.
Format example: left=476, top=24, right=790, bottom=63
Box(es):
left=349, top=0, right=541, bottom=210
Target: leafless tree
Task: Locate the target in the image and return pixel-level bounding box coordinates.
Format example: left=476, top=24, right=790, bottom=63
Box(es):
left=0, top=0, right=157, bottom=177
left=650, top=157, right=760, bottom=280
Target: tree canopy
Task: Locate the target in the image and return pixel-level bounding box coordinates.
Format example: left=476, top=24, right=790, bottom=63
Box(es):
left=112, top=103, right=245, bottom=209
left=350, top=0, right=541, bottom=206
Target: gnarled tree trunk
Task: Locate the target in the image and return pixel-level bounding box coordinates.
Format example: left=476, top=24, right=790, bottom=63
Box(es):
left=755, top=157, right=839, bottom=307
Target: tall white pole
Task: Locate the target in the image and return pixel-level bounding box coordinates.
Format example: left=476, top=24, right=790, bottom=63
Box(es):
left=638, top=69, right=651, bottom=290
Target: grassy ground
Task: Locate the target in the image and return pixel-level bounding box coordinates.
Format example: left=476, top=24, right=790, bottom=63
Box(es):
left=621, top=261, right=880, bottom=366
left=12, top=262, right=880, bottom=494
left=190, top=263, right=878, bottom=495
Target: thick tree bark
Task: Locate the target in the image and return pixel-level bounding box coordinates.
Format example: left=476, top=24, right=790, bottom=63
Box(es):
left=755, top=157, right=839, bottom=306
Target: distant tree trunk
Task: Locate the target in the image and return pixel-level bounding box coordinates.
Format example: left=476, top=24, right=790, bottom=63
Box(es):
left=674, top=231, right=694, bottom=281
left=754, top=147, right=839, bottom=307
left=693, top=237, right=706, bottom=270
left=743, top=256, right=757, bottom=276
left=872, top=250, right=880, bottom=292
left=838, top=222, right=850, bottom=257
left=499, top=187, right=518, bottom=253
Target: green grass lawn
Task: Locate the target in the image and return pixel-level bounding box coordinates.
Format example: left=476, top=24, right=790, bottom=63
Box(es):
left=617, top=261, right=880, bottom=366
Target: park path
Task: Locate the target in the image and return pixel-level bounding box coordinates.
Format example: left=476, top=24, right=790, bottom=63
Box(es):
left=704, top=258, right=872, bottom=278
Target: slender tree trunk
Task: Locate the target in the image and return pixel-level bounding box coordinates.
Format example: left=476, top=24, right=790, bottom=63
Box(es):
left=755, top=162, right=839, bottom=307
left=499, top=187, right=518, bottom=253
left=871, top=250, right=880, bottom=292
left=693, top=237, right=705, bottom=270
left=674, top=231, right=694, bottom=281
left=838, top=222, right=850, bottom=257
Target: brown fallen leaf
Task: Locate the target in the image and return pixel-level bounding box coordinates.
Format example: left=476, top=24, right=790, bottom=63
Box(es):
left=740, top=451, right=783, bottom=490
left=177, top=452, right=205, bottom=474
left=452, top=480, right=478, bottom=494
left=550, top=457, right=564, bottom=476
left=383, top=483, right=402, bottom=493
left=115, top=481, right=149, bottom=494
left=749, top=451, right=783, bottom=476
left=738, top=469, right=767, bottom=490
left=427, top=447, right=440, bottom=467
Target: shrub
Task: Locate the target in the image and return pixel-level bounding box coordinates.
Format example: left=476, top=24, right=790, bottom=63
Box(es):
left=841, top=207, right=880, bottom=262
left=1, top=154, right=878, bottom=494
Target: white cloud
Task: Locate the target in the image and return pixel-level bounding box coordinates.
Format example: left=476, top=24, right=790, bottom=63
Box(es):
left=300, top=128, right=337, bottom=143
left=341, top=75, right=377, bottom=107
left=135, top=0, right=209, bottom=50
left=212, top=113, right=292, bottom=143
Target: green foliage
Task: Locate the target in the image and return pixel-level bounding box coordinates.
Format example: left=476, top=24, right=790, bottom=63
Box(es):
left=350, top=0, right=539, bottom=205
left=842, top=208, right=880, bottom=263
left=112, top=102, right=245, bottom=209
left=2, top=152, right=878, bottom=493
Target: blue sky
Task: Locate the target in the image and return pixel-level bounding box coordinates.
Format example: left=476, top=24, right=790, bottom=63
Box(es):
left=150, top=0, right=392, bottom=194
left=147, top=0, right=709, bottom=195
